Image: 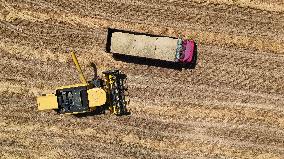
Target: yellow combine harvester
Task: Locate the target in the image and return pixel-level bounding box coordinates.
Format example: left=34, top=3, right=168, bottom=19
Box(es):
left=37, top=51, right=128, bottom=115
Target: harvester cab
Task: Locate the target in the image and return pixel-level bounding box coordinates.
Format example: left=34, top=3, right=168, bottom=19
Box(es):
left=37, top=51, right=129, bottom=116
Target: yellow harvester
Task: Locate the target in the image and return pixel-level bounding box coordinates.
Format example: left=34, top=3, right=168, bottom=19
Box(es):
left=37, top=51, right=128, bottom=115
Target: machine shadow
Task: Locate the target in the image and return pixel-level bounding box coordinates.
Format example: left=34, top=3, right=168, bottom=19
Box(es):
left=105, top=28, right=198, bottom=70
left=73, top=107, right=131, bottom=118
left=90, top=62, right=98, bottom=77
left=73, top=107, right=106, bottom=117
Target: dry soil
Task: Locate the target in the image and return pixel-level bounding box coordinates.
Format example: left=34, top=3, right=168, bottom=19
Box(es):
left=0, top=0, right=284, bottom=158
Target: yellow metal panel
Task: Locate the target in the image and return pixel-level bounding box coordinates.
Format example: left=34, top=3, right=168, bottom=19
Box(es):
left=37, top=94, right=58, bottom=111
left=56, top=83, right=88, bottom=90
left=87, top=88, right=106, bottom=107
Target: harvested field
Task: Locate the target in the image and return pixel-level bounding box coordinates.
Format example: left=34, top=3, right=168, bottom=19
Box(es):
left=1, top=0, right=284, bottom=158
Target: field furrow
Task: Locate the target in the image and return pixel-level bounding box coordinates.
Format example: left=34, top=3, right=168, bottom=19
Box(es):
left=0, top=0, right=283, bottom=158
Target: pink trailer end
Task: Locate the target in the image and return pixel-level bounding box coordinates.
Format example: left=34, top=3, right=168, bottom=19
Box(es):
left=179, top=40, right=195, bottom=63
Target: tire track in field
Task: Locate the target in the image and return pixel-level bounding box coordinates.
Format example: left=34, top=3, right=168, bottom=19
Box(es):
left=1, top=106, right=282, bottom=158
left=19, top=0, right=284, bottom=39
left=124, top=44, right=284, bottom=96
left=129, top=98, right=284, bottom=129
left=0, top=19, right=106, bottom=52
left=128, top=83, right=284, bottom=112
left=1, top=0, right=284, bottom=158
left=2, top=93, right=284, bottom=154
left=1, top=110, right=282, bottom=158
left=2, top=0, right=284, bottom=54
left=0, top=114, right=280, bottom=159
